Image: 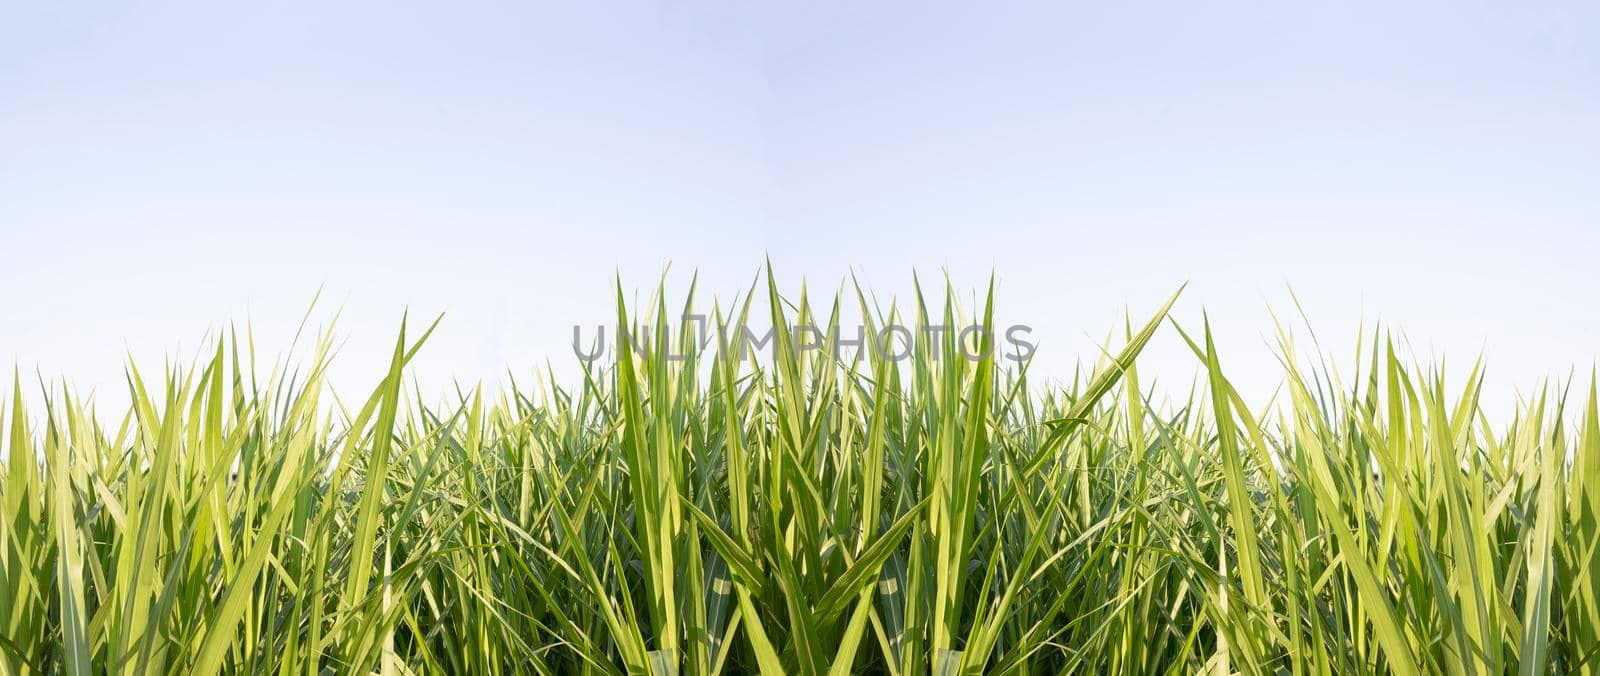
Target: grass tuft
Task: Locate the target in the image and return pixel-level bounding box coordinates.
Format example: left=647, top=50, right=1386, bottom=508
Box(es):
left=2, top=271, right=1597, bottom=674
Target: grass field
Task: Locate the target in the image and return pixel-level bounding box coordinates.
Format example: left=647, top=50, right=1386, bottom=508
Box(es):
left=3, top=270, right=1599, bottom=675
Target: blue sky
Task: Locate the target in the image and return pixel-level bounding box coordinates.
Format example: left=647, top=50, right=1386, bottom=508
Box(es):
left=2, top=0, right=1597, bottom=412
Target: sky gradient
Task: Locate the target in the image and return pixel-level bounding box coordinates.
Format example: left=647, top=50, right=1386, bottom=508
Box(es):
left=3, top=0, right=1597, bottom=414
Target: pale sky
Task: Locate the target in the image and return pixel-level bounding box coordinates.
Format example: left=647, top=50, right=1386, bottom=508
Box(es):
left=3, top=1, right=1597, bottom=416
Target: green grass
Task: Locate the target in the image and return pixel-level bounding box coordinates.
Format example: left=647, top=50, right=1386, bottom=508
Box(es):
left=4, top=268, right=1600, bottom=674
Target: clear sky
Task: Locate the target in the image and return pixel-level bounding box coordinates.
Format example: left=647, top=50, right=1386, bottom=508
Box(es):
left=3, top=0, right=1597, bottom=415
